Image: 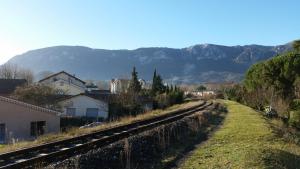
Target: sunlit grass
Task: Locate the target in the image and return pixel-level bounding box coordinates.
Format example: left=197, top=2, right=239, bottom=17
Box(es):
left=0, top=100, right=201, bottom=154
left=180, top=100, right=300, bottom=169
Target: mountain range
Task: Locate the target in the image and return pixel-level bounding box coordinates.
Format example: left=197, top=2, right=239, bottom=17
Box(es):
left=6, top=43, right=292, bottom=84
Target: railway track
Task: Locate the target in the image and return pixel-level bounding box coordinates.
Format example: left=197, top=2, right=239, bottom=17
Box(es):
left=0, top=101, right=213, bottom=169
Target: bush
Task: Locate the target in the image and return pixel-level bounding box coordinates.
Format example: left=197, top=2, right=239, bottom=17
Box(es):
left=13, top=84, right=65, bottom=111
left=154, top=90, right=184, bottom=109
left=291, top=99, right=300, bottom=110
left=289, top=111, right=300, bottom=129
left=108, top=93, right=144, bottom=120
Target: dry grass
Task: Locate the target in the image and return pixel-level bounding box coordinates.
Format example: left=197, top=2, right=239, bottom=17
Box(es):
left=0, top=100, right=202, bottom=154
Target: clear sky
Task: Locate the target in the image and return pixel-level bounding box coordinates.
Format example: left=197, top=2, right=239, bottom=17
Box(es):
left=0, top=0, right=300, bottom=64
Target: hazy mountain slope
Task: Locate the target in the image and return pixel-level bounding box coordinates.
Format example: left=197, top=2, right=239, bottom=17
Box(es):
left=7, top=43, right=291, bottom=83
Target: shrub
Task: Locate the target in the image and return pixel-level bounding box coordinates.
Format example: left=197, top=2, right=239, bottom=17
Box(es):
left=289, top=111, right=300, bottom=129
left=154, top=90, right=184, bottom=109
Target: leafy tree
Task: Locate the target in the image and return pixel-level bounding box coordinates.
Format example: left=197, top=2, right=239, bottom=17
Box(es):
left=108, top=92, right=142, bottom=119
left=128, top=66, right=141, bottom=94
left=294, top=76, right=300, bottom=98
left=196, top=85, right=207, bottom=92
left=196, top=85, right=207, bottom=96
left=244, top=52, right=300, bottom=99
left=243, top=51, right=300, bottom=120
left=12, top=85, right=65, bottom=110
left=293, top=39, right=300, bottom=52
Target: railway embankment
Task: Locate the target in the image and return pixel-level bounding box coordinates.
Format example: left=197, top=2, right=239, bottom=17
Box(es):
left=47, top=102, right=226, bottom=169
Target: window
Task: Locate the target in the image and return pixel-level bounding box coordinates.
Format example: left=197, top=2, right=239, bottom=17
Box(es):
left=60, top=81, right=64, bottom=86
left=30, top=121, right=46, bottom=137
left=0, top=123, right=5, bottom=143
left=66, top=108, right=76, bottom=116
left=57, top=89, right=65, bottom=95
left=86, top=108, right=99, bottom=117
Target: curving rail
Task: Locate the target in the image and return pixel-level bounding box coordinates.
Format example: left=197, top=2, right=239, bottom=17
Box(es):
left=0, top=101, right=213, bottom=169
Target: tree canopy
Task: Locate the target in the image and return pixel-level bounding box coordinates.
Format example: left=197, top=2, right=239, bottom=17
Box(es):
left=196, top=85, right=207, bottom=92
left=293, top=39, right=300, bottom=52
left=128, top=66, right=142, bottom=94
left=151, top=69, right=165, bottom=95
left=244, top=51, right=300, bottom=99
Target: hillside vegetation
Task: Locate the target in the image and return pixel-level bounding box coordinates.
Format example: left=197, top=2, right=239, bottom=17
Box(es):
left=180, top=100, right=300, bottom=169
left=224, top=43, right=300, bottom=130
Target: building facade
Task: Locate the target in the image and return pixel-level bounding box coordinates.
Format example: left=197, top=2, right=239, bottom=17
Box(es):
left=0, top=96, right=60, bottom=143
left=110, top=79, right=130, bottom=94
left=59, top=94, right=109, bottom=119
left=39, top=71, right=86, bottom=95
left=110, top=78, right=149, bottom=94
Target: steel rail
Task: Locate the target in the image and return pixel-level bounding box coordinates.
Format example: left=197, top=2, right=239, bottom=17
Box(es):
left=0, top=101, right=213, bottom=169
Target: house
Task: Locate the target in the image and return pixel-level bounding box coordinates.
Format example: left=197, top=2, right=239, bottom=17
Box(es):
left=202, top=82, right=237, bottom=91
left=110, top=78, right=150, bottom=94
left=110, top=79, right=130, bottom=94
left=0, top=96, right=60, bottom=143
left=184, top=90, right=216, bottom=97
left=59, top=94, right=109, bottom=119
left=139, top=79, right=146, bottom=88
left=86, top=83, right=99, bottom=92
left=0, top=79, right=27, bottom=96
left=85, top=89, right=111, bottom=102
left=39, top=71, right=86, bottom=95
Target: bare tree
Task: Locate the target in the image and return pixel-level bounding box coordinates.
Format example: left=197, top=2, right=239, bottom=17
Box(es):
left=0, top=63, right=18, bottom=79
left=18, top=68, right=34, bottom=84
left=0, top=63, right=34, bottom=84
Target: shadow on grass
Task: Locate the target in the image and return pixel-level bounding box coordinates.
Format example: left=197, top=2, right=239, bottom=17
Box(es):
left=162, top=103, right=228, bottom=169
left=263, top=115, right=300, bottom=145
left=263, top=149, right=300, bottom=169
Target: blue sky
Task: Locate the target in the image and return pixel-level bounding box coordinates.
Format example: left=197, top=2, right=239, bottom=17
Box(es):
left=0, top=0, right=299, bottom=64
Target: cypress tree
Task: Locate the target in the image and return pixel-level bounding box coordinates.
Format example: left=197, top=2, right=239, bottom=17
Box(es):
left=152, top=69, right=166, bottom=95
left=166, top=85, right=170, bottom=94
left=128, top=66, right=141, bottom=93
left=170, top=85, right=174, bottom=92
left=152, top=69, right=157, bottom=94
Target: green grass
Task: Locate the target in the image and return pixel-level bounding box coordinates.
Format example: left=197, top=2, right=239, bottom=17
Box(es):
left=180, top=100, right=300, bottom=169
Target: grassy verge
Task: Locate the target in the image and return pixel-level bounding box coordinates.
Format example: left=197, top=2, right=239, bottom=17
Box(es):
left=158, top=102, right=227, bottom=169
left=0, top=100, right=201, bottom=154
left=180, top=100, right=300, bottom=169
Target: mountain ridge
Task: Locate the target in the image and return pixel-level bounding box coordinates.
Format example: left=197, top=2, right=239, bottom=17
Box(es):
left=7, top=43, right=292, bottom=84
